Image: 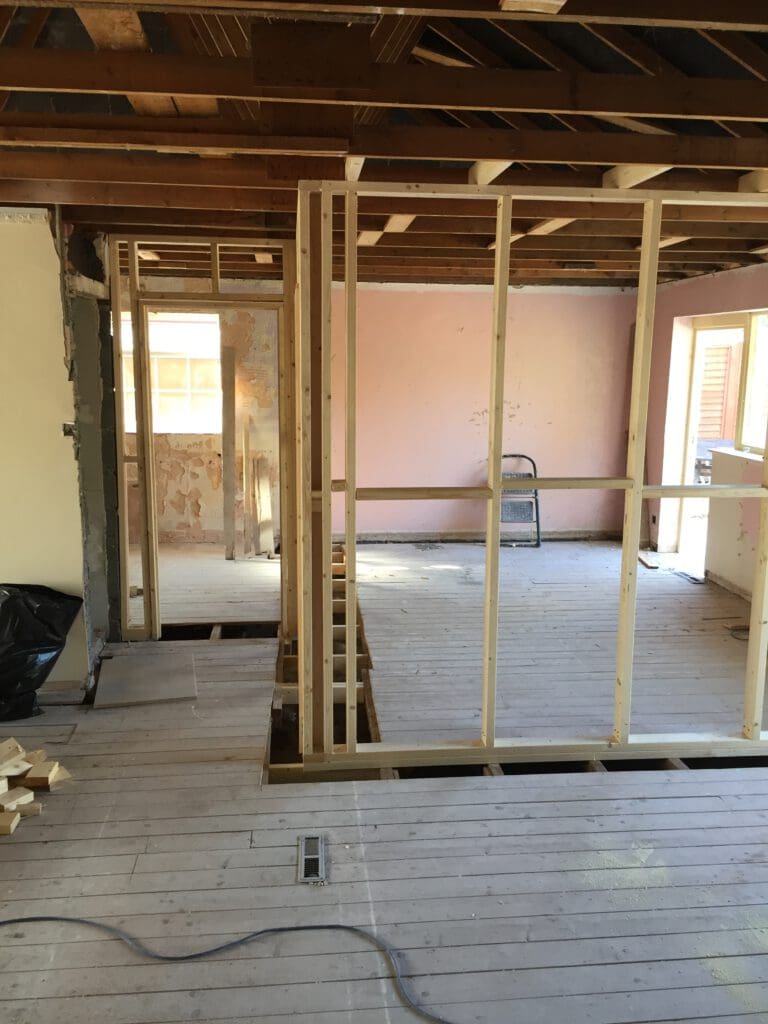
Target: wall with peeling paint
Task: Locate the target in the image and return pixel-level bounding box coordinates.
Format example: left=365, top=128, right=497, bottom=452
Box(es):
left=330, top=284, right=636, bottom=536
left=122, top=279, right=280, bottom=545
left=0, top=210, right=88, bottom=685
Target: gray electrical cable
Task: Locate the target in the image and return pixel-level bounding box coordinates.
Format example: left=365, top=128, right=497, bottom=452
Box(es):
left=0, top=915, right=458, bottom=1024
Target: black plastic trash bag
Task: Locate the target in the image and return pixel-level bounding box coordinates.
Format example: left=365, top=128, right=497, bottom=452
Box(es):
left=0, top=585, right=83, bottom=721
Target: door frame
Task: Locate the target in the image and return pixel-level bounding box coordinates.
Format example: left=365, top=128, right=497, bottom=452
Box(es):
left=109, top=235, right=296, bottom=641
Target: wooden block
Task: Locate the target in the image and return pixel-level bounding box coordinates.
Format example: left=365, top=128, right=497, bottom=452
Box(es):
left=0, top=811, right=20, bottom=836
left=18, top=801, right=42, bottom=817
left=0, top=738, right=26, bottom=775
left=49, top=765, right=72, bottom=787
left=24, top=749, right=47, bottom=766
left=0, top=757, right=32, bottom=778
left=22, top=761, right=60, bottom=789
left=0, top=787, right=34, bottom=810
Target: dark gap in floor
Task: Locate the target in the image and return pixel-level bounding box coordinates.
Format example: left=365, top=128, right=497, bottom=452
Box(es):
left=220, top=621, right=280, bottom=639
left=269, top=704, right=300, bottom=765
left=160, top=623, right=214, bottom=640
left=159, top=621, right=280, bottom=640
left=398, top=764, right=485, bottom=779
left=684, top=755, right=768, bottom=768
left=601, top=758, right=677, bottom=771
left=500, top=760, right=592, bottom=775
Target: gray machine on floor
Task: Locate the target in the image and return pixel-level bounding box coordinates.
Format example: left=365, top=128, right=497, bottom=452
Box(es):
left=500, top=453, right=541, bottom=547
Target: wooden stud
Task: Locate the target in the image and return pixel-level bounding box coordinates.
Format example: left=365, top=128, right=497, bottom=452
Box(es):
left=128, top=242, right=161, bottom=639
left=481, top=194, right=513, bottom=749
left=221, top=344, right=236, bottom=561
left=345, top=188, right=358, bottom=755
left=278, top=240, right=299, bottom=639
left=296, top=189, right=314, bottom=756
left=320, top=186, right=334, bottom=756
left=613, top=198, right=663, bottom=744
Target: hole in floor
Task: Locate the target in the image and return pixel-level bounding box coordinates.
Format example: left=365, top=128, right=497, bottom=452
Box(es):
left=267, top=702, right=373, bottom=782
left=398, top=764, right=485, bottom=779
left=221, top=621, right=280, bottom=639
left=160, top=623, right=215, bottom=640
left=159, top=621, right=280, bottom=640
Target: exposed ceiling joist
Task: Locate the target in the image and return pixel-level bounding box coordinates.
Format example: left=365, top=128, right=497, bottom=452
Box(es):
left=9, top=49, right=768, bottom=123
left=5, top=118, right=768, bottom=173
left=8, top=1, right=768, bottom=33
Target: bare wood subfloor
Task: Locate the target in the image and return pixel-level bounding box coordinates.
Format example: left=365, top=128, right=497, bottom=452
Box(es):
left=357, top=540, right=755, bottom=744
left=4, top=635, right=768, bottom=1020
left=130, top=543, right=281, bottom=625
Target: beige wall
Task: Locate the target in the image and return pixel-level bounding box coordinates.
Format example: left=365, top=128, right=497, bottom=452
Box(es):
left=0, top=209, right=87, bottom=683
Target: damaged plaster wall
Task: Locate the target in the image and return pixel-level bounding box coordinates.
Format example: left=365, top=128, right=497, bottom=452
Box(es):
left=122, top=278, right=280, bottom=545
left=0, top=208, right=88, bottom=685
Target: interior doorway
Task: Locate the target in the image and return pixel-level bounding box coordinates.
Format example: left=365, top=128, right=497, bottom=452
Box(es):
left=677, top=319, right=746, bottom=573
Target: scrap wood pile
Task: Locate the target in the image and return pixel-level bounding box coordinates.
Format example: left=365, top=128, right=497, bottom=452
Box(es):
left=0, top=737, right=70, bottom=836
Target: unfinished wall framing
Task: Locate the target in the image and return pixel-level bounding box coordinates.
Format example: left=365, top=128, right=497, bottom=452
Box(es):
left=296, top=180, right=768, bottom=772
left=109, top=235, right=297, bottom=642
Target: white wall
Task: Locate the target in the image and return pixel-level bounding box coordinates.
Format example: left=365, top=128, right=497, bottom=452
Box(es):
left=0, top=209, right=88, bottom=684
left=706, top=448, right=764, bottom=598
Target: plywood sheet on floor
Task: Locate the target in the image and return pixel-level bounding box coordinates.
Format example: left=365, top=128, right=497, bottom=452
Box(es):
left=357, top=541, right=754, bottom=744
left=94, top=649, right=197, bottom=709
left=130, top=543, right=281, bottom=625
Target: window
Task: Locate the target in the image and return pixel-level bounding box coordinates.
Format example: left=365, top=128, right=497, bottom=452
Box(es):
left=692, top=311, right=768, bottom=456
left=120, top=312, right=223, bottom=434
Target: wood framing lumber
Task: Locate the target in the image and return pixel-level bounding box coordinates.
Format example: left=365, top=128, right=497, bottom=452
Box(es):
left=469, top=160, right=514, bottom=185
left=0, top=738, right=24, bottom=770
left=499, top=1, right=566, bottom=11
left=613, top=197, right=663, bottom=744
left=21, top=761, right=61, bottom=790
left=0, top=811, right=20, bottom=836
left=17, top=801, right=42, bottom=817
left=221, top=345, right=236, bottom=561
left=11, top=49, right=768, bottom=121
left=345, top=156, right=365, bottom=181
left=481, top=194, right=512, bottom=749
left=0, top=787, right=34, bottom=811
left=603, top=164, right=673, bottom=189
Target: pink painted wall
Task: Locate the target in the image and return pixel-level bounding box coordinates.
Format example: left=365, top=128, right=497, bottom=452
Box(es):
left=330, top=285, right=636, bottom=535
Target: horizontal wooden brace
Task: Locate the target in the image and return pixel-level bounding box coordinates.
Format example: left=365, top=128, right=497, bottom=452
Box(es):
left=643, top=483, right=768, bottom=499
left=303, top=180, right=768, bottom=210
left=356, top=486, right=493, bottom=500
left=502, top=476, right=632, bottom=490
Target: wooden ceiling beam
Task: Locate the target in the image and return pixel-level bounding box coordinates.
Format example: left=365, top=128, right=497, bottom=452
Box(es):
left=5, top=2, right=768, bottom=33
left=0, top=150, right=342, bottom=189
left=4, top=116, right=768, bottom=173
left=9, top=49, right=768, bottom=122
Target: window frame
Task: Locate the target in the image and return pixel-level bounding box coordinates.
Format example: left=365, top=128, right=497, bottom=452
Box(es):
left=691, top=311, right=767, bottom=457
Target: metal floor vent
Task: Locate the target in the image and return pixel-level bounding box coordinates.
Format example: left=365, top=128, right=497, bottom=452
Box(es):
left=297, top=834, right=326, bottom=884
